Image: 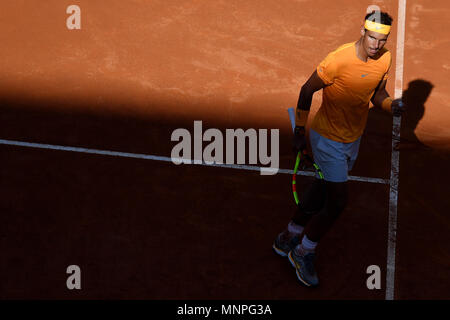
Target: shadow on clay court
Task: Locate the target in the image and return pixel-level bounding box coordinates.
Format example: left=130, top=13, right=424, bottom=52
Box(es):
left=390, top=79, right=449, bottom=299
left=0, top=90, right=306, bottom=299
left=361, top=78, right=450, bottom=299
left=0, top=80, right=449, bottom=299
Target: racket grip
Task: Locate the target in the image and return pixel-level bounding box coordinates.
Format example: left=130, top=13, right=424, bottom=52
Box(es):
left=288, top=108, right=296, bottom=132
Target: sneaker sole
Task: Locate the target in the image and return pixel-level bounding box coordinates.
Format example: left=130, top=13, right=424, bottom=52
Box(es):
left=288, top=251, right=314, bottom=287
left=272, top=243, right=288, bottom=257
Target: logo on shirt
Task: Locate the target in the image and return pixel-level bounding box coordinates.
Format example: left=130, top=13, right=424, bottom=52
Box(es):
left=361, top=74, right=369, bottom=78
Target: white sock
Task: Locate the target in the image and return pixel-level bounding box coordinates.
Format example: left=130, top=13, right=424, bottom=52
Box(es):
left=287, top=221, right=304, bottom=235
left=296, top=235, right=317, bottom=255
left=301, top=235, right=317, bottom=251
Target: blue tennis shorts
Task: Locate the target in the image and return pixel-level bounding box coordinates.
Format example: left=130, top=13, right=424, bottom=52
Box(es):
left=309, top=129, right=361, bottom=182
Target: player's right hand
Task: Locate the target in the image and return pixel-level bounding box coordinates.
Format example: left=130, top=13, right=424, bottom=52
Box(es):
left=292, top=126, right=307, bottom=154
left=392, top=98, right=406, bottom=117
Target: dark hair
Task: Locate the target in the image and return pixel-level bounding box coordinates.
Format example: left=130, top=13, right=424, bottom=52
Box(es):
left=365, top=11, right=393, bottom=26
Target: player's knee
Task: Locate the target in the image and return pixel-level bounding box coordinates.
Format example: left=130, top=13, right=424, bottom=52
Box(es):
left=324, top=181, right=348, bottom=219
left=334, top=193, right=348, bottom=213
left=298, top=178, right=327, bottom=214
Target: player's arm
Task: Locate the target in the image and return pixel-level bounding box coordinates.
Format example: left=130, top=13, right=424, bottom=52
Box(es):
left=371, top=79, right=405, bottom=116
left=371, top=79, right=389, bottom=110
left=293, top=71, right=326, bottom=152
left=296, top=70, right=326, bottom=121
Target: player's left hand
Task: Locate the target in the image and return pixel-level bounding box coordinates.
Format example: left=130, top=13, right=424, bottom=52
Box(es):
left=299, top=150, right=314, bottom=170
left=392, top=98, right=406, bottom=117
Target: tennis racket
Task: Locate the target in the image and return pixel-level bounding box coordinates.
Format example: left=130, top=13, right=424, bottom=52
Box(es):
left=292, top=150, right=324, bottom=205
left=288, top=107, right=324, bottom=204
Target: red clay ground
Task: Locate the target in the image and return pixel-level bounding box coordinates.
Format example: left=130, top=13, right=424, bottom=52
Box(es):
left=0, top=0, right=449, bottom=299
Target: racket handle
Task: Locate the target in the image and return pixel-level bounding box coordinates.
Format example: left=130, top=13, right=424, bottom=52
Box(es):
left=288, top=108, right=296, bottom=132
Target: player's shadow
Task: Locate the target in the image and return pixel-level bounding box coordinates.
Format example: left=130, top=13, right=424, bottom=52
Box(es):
left=353, top=79, right=434, bottom=179
left=397, top=79, right=434, bottom=151
left=393, top=80, right=450, bottom=299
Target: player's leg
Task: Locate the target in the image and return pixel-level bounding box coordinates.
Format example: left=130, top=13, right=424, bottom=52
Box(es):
left=273, top=127, right=328, bottom=257
left=301, top=180, right=348, bottom=242
left=297, top=132, right=360, bottom=243
left=297, top=135, right=359, bottom=242
left=292, top=177, right=327, bottom=226
left=289, top=180, right=347, bottom=287
left=288, top=129, right=357, bottom=286
left=272, top=178, right=327, bottom=257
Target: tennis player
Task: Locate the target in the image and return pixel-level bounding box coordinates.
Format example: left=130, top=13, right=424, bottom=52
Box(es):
left=273, top=11, right=405, bottom=287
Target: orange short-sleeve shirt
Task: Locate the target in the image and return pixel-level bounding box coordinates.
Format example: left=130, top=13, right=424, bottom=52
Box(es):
left=311, top=42, right=392, bottom=143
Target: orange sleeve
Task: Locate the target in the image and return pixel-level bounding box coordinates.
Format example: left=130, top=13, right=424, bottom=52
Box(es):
left=316, top=52, right=339, bottom=85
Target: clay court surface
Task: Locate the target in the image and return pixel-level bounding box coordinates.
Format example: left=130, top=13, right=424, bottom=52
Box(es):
left=0, top=0, right=449, bottom=300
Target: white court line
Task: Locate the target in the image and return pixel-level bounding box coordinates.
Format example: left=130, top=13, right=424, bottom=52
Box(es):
left=386, top=0, right=407, bottom=301
left=0, top=138, right=389, bottom=184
